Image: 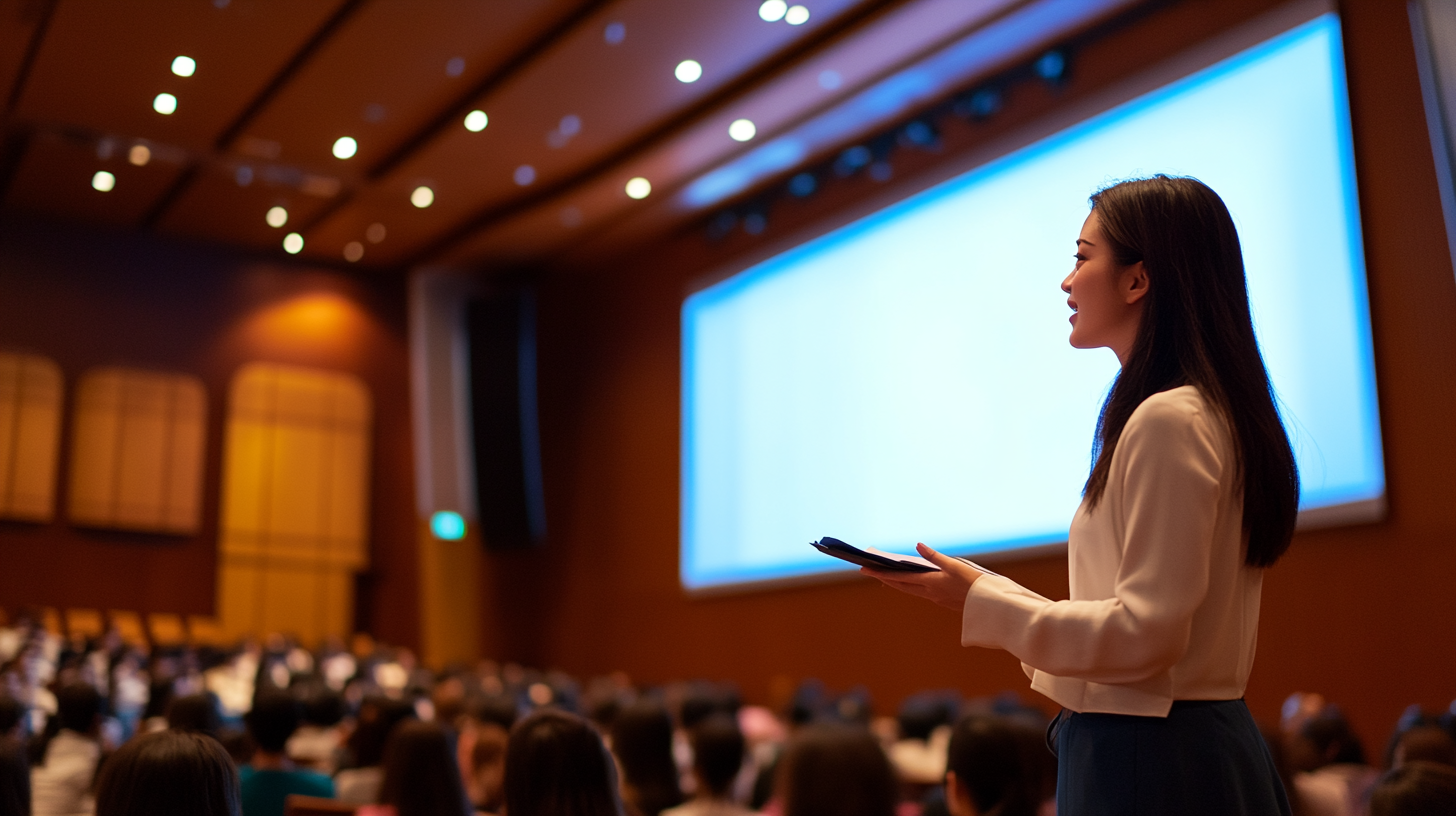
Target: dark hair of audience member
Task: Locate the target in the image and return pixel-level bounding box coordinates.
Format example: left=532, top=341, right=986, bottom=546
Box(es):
left=244, top=691, right=301, bottom=755
left=0, top=694, right=28, bottom=816
left=93, top=729, right=240, bottom=816
left=1395, top=726, right=1456, bottom=768
left=302, top=687, right=347, bottom=728
left=691, top=715, right=745, bottom=800
left=167, top=693, right=222, bottom=737
left=377, top=720, right=472, bottom=816
left=348, top=696, right=418, bottom=768
left=611, top=699, right=684, bottom=816
left=56, top=682, right=103, bottom=734
left=504, top=709, right=622, bottom=816
left=1290, top=708, right=1367, bottom=772
left=1368, top=761, right=1456, bottom=816
left=470, top=693, right=519, bottom=732
left=777, top=723, right=896, bottom=816
left=943, top=715, right=1036, bottom=816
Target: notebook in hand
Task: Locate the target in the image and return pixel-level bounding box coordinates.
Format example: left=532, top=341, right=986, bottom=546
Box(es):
left=810, top=536, right=936, bottom=572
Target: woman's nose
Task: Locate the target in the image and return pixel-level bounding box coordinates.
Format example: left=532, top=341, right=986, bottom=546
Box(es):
left=1061, top=270, right=1074, bottom=293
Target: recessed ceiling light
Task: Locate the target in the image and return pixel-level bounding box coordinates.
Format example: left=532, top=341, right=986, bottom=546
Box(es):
left=625, top=177, right=651, bottom=199
left=171, top=55, right=196, bottom=77
left=411, top=186, right=434, bottom=208
left=514, top=165, right=536, bottom=186
left=604, top=21, right=626, bottom=44
left=759, top=0, right=787, bottom=21
left=366, top=223, right=386, bottom=243
left=728, top=119, right=757, bottom=141
left=265, top=206, right=288, bottom=228
left=128, top=144, right=151, bottom=166
left=343, top=242, right=364, bottom=262
left=332, top=136, right=357, bottom=159
left=785, top=4, right=810, bottom=24
left=91, top=171, right=115, bottom=192
left=463, top=110, right=488, bottom=132
left=283, top=233, right=304, bottom=254
left=675, top=60, right=702, bottom=83
left=446, top=57, right=465, bottom=77
left=153, top=93, right=177, bottom=115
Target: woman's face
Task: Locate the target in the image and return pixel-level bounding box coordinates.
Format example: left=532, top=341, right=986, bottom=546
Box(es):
left=1060, top=210, right=1149, bottom=364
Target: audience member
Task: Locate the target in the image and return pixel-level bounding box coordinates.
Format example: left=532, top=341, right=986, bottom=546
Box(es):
left=612, top=700, right=684, bottom=816
left=460, top=694, right=517, bottom=814
left=166, top=692, right=223, bottom=737
left=286, top=686, right=347, bottom=773
left=94, top=729, right=239, bottom=816
left=1367, top=761, right=1456, bottom=816
left=0, top=693, right=28, bottom=816
left=664, top=715, right=753, bottom=816
left=1392, top=725, right=1456, bottom=769
left=504, top=709, right=624, bottom=816
left=358, top=720, right=472, bottom=816
left=1285, top=704, right=1379, bottom=816
left=336, top=695, right=417, bottom=804
left=31, top=682, right=102, bottom=816
left=776, top=722, right=896, bottom=816
left=239, top=692, right=333, bottom=816
left=942, top=715, right=1036, bottom=816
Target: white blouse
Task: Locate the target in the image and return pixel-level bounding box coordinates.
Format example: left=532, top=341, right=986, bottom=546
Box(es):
left=960, top=386, right=1263, bottom=717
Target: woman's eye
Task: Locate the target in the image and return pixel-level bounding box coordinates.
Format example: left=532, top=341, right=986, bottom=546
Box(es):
left=1073, top=253, right=1087, bottom=262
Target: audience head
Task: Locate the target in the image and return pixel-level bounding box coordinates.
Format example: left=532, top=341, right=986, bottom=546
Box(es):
left=691, top=715, right=745, bottom=800
left=610, top=699, right=683, bottom=816
left=1288, top=706, right=1366, bottom=772
left=462, top=694, right=518, bottom=812
left=1395, top=725, right=1456, bottom=769
left=350, top=695, right=418, bottom=768
left=944, top=715, right=1036, bottom=816
left=505, top=709, right=623, bottom=816
left=0, top=693, right=21, bottom=736
left=379, top=720, right=472, bottom=816
left=301, top=687, right=347, bottom=729
left=56, top=682, right=102, bottom=735
left=778, top=722, right=897, bottom=816
left=243, top=691, right=300, bottom=755
left=94, top=729, right=239, bottom=816
left=166, top=693, right=222, bottom=737
left=1369, top=761, right=1456, bottom=816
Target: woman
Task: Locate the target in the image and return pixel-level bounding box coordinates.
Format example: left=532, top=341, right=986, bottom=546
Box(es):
left=504, top=709, right=624, bottom=816
left=868, top=176, right=1296, bottom=815
left=94, top=730, right=239, bottom=816
left=776, top=723, right=896, bottom=816
left=611, top=700, right=684, bottom=816
left=358, top=720, right=473, bottom=816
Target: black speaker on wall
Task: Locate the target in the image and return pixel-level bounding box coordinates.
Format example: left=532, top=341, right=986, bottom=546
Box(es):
left=466, top=286, right=545, bottom=549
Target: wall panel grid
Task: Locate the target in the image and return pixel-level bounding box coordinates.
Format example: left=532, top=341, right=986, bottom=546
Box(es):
left=218, top=363, right=372, bottom=645
left=0, top=351, right=63, bottom=522
left=68, top=367, right=207, bottom=534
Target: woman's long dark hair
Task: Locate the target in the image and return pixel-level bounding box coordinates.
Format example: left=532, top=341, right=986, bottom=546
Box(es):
left=504, top=709, right=624, bottom=816
left=94, top=730, right=240, bottom=816
left=1084, top=175, right=1299, bottom=567
left=378, top=720, right=474, bottom=816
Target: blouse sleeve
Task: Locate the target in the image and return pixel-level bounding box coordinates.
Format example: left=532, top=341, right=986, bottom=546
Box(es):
left=959, top=397, right=1226, bottom=685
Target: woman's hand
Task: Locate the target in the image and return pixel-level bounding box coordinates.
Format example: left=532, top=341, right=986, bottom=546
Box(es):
left=861, top=543, right=983, bottom=610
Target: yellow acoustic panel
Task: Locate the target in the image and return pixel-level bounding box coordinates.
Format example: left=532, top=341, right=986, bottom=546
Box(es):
left=108, top=610, right=148, bottom=648
left=0, top=352, right=63, bottom=522
left=186, top=615, right=228, bottom=647
left=40, top=607, right=61, bottom=636
left=68, top=368, right=206, bottom=534
left=64, top=608, right=103, bottom=640
left=147, top=613, right=186, bottom=647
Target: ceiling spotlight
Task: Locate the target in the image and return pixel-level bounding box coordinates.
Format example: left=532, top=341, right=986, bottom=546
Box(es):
left=785, top=4, right=810, bottom=24
left=625, top=177, right=651, bottom=199
left=91, top=171, right=115, bottom=192
left=171, top=55, right=196, bottom=77
left=445, top=56, right=465, bottom=77
left=128, top=144, right=151, bottom=166
left=728, top=119, right=757, bottom=142
left=675, top=59, right=702, bottom=83
left=153, top=93, right=177, bottom=115
left=343, top=241, right=364, bottom=262
left=366, top=223, right=386, bottom=243
left=282, top=233, right=304, bottom=254
left=265, top=206, right=288, bottom=228
left=514, top=165, right=536, bottom=186
left=463, top=110, right=488, bottom=132
left=759, top=0, right=787, bottom=21
left=411, top=186, right=434, bottom=208
left=332, top=136, right=357, bottom=159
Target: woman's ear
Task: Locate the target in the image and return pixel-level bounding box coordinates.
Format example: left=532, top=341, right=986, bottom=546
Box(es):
left=1122, top=261, right=1150, bottom=305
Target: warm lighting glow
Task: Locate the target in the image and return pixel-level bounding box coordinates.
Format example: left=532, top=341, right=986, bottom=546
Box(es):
left=625, top=177, right=651, bottom=199
left=128, top=144, right=151, bottom=165
left=332, top=136, right=357, bottom=159
left=91, top=171, right=115, bottom=192
left=153, top=93, right=177, bottom=114
left=728, top=119, right=757, bottom=141
left=282, top=233, right=304, bottom=254
left=366, top=223, right=386, bottom=243
left=675, top=60, right=702, bottom=83
left=171, top=55, right=196, bottom=77
left=785, top=4, right=810, bottom=24
left=430, top=511, right=466, bottom=540
left=411, top=186, right=434, bottom=208
left=463, top=110, right=488, bottom=131
left=759, top=0, right=787, bottom=21
left=343, top=241, right=364, bottom=262
left=245, top=292, right=364, bottom=352
left=265, top=206, right=288, bottom=228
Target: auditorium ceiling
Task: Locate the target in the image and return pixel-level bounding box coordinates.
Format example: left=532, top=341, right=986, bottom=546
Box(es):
left=0, top=0, right=1140, bottom=271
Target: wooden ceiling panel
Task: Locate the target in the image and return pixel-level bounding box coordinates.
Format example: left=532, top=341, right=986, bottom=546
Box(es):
left=4, top=130, right=184, bottom=227
left=0, top=0, right=44, bottom=110
left=235, top=0, right=589, bottom=173
left=14, top=0, right=344, bottom=151
left=154, top=160, right=342, bottom=251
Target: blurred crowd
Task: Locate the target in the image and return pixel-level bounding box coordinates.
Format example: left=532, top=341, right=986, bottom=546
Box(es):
left=0, top=608, right=1453, bottom=816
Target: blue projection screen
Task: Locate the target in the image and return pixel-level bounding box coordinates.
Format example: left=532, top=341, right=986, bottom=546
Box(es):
left=681, top=13, right=1383, bottom=591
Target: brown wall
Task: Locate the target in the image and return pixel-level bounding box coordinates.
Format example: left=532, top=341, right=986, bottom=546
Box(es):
left=0, top=216, right=420, bottom=650
left=497, top=0, right=1456, bottom=753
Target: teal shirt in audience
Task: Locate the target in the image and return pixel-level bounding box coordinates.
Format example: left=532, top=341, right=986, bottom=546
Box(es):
left=239, top=765, right=336, bottom=816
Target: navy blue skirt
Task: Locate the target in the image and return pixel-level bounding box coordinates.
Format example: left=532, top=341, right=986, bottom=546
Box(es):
left=1054, top=699, right=1291, bottom=816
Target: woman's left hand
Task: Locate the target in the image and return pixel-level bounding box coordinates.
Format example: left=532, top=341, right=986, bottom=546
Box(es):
left=861, top=543, right=984, bottom=610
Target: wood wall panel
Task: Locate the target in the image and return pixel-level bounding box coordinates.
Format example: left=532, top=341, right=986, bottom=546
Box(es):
left=0, top=352, right=63, bottom=522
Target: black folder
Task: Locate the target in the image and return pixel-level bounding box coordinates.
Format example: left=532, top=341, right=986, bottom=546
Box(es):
left=810, top=536, right=936, bottom=573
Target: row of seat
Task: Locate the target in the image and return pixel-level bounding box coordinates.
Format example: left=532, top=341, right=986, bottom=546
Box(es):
left=0, top=606, right=230, bottom=649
